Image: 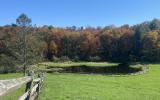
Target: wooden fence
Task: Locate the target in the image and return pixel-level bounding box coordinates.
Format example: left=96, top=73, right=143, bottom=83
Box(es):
left=0, top=72, right=44, bottom=100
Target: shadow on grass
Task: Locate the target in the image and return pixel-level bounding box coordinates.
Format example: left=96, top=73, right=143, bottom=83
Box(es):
left=46, top=65, right=143, bottom=75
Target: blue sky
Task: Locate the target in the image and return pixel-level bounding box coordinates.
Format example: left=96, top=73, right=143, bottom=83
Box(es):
left=0, top=0, right=160, bottom=27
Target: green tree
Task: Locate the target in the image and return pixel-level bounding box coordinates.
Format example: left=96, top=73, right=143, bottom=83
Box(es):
left=16, top=13, right=32, bottom=75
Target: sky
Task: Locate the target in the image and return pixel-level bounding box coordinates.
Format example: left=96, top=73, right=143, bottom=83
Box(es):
left=0, top=0, right=160, bottom=27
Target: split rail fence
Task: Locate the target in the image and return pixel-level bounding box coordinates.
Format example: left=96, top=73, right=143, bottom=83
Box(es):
left=0, top=72, right=44, bottom=100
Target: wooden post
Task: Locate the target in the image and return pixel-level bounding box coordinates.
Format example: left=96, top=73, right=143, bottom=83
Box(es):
left=33, top=72, right=44, bottom=99
left=36, top=73, right=41, bottom=99
left=25, top=71, right=34, bottom=100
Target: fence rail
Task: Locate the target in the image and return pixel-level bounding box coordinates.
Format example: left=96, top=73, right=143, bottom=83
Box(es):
left=0, top=72, right=44, bottom=100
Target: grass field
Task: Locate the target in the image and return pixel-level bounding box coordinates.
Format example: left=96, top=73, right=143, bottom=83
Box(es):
left=39, top=62, right=117, bottom=68
left=1, top=62, right=160, bottom=100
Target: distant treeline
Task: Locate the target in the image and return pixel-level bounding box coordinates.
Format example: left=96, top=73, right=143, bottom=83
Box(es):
left=0, top=18, right=160, bottom=72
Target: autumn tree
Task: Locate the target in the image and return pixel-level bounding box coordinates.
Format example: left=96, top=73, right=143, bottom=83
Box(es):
left=142, top=30, right=160, bottom=62
left=78, top=30, right=100, bottom=60
left=1, top=17, right=160, bottom=74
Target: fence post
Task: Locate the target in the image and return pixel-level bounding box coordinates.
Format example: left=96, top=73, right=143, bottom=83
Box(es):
left=0, top=71, right=45, bottom=100
left=37, top=73, right=41, bottom=98
left=35, top=72, right=44, bottom=99
left=25, top=71, right=34, bottom=100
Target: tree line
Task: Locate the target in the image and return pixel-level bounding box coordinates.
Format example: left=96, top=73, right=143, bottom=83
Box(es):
left=0, top=14, right=160, bottom=73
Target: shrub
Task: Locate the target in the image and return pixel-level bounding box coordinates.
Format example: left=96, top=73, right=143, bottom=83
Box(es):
left=0, top=54, right=17, bottom=73
left=88, top=56, right=101, bottom=62
left=59, top=56, right=70, bottom=62
left=73, top=56, right=80, bottom=62
left=52, top=56, right=60, bottom=62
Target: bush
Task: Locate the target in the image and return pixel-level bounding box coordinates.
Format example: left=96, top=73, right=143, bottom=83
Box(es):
left=73, top=56, right=80, bottom=62
left=88, top=56, right=101, bottom=62
left=59, top=56, right=70, bottom=62
left=52, top=56, right=60, bottom=62
left=0, top=54, right=17, bottom=73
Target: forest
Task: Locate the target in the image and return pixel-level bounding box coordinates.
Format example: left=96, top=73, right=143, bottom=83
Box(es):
left=0, top=14, right=160, bottom=73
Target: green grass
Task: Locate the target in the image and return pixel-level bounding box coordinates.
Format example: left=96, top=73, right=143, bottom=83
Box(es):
left=40, top=62, right=117, bottom=68
left=31, top=62, right=117, bottom=73
left=1, top=63, right=160, bottom=100
left=0, top=73, right=25, bottom=100
left=40, top=64, right=160, bottom=100
left=0, top=73, right=22, bottom=79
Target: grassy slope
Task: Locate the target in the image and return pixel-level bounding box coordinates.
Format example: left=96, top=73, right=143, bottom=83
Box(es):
left=40, top=64, right=160, bottom=100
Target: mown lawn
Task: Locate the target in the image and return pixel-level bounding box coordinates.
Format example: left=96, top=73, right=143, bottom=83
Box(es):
left=1, top=63, right=160, bottom=100
left=40, top=63, right=160, bottom=100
